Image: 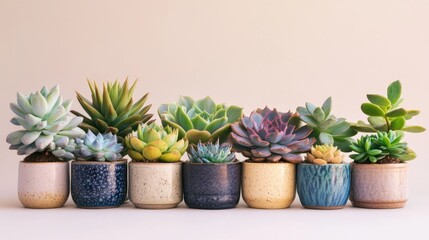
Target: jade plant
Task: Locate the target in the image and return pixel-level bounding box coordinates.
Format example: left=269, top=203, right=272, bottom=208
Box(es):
left=188, top=140, right=236, bottom=163
left=350, top=80, right=424, bottom=163
left=230, top=107, right=316, bottom=163
left=7, top=85, right=85, bottom=161
left=158, top=96, right=243, bottom=144
left=72, top=79, right=153, bottom=146
left=305, top=145, right=345, bottom=165
left=297, top=97, right=357, bottom=152
left=125, top=123, right=188, bottom=162
left=74, top=131, right=123, bottom=161
left=351, top=80, right=425, bottom=133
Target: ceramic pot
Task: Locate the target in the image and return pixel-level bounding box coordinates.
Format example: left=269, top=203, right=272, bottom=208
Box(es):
left=71, top=160, right=127, bottom=208
left=183, top=161, right=241, bottom=209
left=242, top=161, right=296, bottom=209
left=297, top=163, right=350, bottom=209
left=129, top=162, right=182, bottom=209
left=350, top=163, right=408, bottom=209
left=18, top=161, right=69, bottom=208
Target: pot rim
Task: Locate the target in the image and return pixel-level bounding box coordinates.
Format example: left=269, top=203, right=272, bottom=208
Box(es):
left=183, top=160, right=241, bottom=165
left=72, top=159, right=128, bottom=165
left=351, top=162, right=407, bottom=169
left=243, top=161, right=295, bottom=165
left=19, top=160, right=69, bottom=165
left=298, top=162, right=349, bottom=166
left=129, top=161, right=182, bottom=165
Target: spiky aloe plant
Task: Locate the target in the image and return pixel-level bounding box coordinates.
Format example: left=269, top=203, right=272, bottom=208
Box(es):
left=74, top=131, right=123, bottom=161
left=306, top=145, right=345, bottom=165
left=125, top=123, right=188, bottom=162
left=349, top=131, right=413, bottom=164
left=352, top=80, right=425, bottom=133
left=230, top=107, right=316, bottom=163
left=72, top=79, right=153, bottom=146
left=297, top=97, right=357, bottom=152
left=158, top=96, right=243, bottom=144
left=188, top=140, right=236, bottom=163
left=6, top=85, right=85, bottom=161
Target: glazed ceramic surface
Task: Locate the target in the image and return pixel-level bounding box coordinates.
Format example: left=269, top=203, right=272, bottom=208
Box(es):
left=183, top=161, right=241, bottom=209
left=297, top=163, right=350, bottom=209
left=242, top=161, right=296, bottom=209
left=71, top=160, right=127, bottom=208
left=129, top=162, right=182, bottom=209
left=18, top=161, right=69, bottom=208
left=350, top=163, right=408, bottom=209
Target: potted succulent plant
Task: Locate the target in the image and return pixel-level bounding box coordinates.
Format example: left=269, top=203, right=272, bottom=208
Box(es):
left=158, top=96, right=243, bottom=144
left=70, top=131, right=126, bottom=208
left=183, top=141, right=241, bottom=209
left=125, top=123, right=188, bottom=209
left=295, top=97, right=354, bottom=209
left=297, top=145, right=350, bottom=209
left=230, top=107, right=315, bottom=209
left=349, top=80, right=425, bottom=209
left=6, top=85, right=85, bottom=208
left=72, top=79, right=153, bottom=152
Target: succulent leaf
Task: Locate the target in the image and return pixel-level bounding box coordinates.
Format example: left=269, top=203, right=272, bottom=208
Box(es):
left=187, top=140, right=236, bottom=163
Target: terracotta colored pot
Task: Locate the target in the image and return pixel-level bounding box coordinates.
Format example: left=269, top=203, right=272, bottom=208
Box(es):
left=297, top=163, right=350, bottom=209
left=71, top=160, right=127, bottom=208
left=350, top=163, right=408, bottom=209
left=242, top=161, right=296, bottom=209
left=18, top=161, right=69, bottom=209
left=129, top=162, right=182, bottom=209
left=183, top=161, right=241, bottom=209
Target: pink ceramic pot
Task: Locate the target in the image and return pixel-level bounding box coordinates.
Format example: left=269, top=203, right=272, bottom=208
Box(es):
left=350, top=163, right=408, bottom=209
left=18, top=161, right=70, bottom=208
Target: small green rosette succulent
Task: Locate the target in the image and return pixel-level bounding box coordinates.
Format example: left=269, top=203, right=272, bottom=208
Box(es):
left=188, top=140, right=236, bottom=163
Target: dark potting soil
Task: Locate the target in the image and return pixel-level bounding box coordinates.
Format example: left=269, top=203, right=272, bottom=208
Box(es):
left=24, top=151, right=60, bottom=162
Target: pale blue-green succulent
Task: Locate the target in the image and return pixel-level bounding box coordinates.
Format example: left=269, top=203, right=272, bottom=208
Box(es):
left=188, top=141, right=236, bottom=163
left=74, top=131, right=123, bottom=161
left=7, top=85, right=85, bottom=160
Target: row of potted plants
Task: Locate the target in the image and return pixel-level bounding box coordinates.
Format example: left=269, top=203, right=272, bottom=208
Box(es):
left=7, top=80, right=424, bottom=210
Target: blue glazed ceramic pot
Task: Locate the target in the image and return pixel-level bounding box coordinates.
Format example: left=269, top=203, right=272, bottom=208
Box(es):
left=297, top=163, right=350, bottom=209
left=71, top=160, right=127, bottom=208
left=183, top=161, right=241, bottom=209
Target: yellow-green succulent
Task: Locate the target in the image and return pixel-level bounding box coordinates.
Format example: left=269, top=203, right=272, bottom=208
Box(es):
left=125, top=123, right=188, bottom=162
left=306, top=144, right=344, bottom=165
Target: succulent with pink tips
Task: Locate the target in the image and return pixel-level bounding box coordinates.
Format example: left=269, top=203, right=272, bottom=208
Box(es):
left=230, top=107, right=315, bottom=163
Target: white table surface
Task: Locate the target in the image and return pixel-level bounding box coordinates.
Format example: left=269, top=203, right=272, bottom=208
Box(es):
left=1, top=193, right=428, bottom=240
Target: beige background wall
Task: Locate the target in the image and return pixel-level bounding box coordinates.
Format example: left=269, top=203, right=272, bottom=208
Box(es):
left=1, top=0, right=428, bottom=202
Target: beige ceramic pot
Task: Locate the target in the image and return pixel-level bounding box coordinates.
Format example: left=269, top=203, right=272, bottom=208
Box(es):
left=129, top=161, right=183, bottom=209
left=350, top=163, right=408, bottom=209
left=18, top=161, right=69, bottom=208
left=242, top=161, right=296, bottom=209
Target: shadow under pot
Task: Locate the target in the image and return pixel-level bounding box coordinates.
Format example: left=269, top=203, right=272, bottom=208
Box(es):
left=71, top=160, right=127, bottom=208
left=297, top=163, right=351, bottom=209
left=18, top=161, right=70, bottom=209
left=183, top=161, right=242, bottom=209
left=242, top=161, right=296, bottom=209
left=350, top=163, right=408, bottom=209
left=129, top=162, right=183, bottom=209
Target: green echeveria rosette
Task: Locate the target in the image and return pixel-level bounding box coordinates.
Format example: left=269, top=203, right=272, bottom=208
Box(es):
left=230, top=107, right=316, bottom=163
left=297, top=97, right=357, bottom=152
left=7, top=85, right=85, bottom=161
left=158, top=96, right=243, bottom=145
left=74, top=131, right=123, bottom=161
left=349, top=131, right=415, bottom=163
left=72, top=79, right=154, bottom=150
left=188, top=140, right=236, bottom=163
left=125, top=123, right=188, bottom=162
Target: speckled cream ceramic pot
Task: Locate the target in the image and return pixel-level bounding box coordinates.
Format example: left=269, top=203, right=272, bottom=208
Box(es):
left=18, top=161, right=69, bottom=208
left=129, top=162, right=182, bottom=209
left=242, top=161, right=296, bottom=209
left=350, top=163, right=408, bottom=209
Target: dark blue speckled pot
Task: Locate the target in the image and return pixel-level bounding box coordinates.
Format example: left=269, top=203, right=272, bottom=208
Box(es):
left=71, top=160, right=127, bottom=208
left=183, top=161, right=241, bottom=209
left=297, top=163, right=350, bottom=209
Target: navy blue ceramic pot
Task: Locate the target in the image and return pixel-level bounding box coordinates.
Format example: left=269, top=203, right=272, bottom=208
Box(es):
left=71, top=160, right=127, bottom=208
left=183, top=161, right=241, bottom=209
left=297, top=163, right=351, bottom=209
